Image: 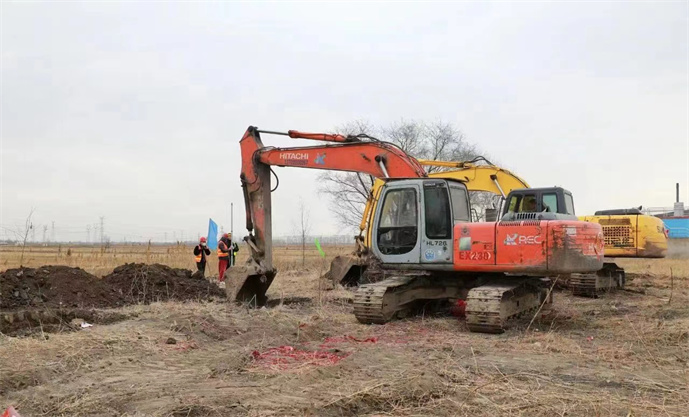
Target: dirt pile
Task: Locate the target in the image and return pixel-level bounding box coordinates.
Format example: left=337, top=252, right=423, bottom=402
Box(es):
left=103, top=263, right=225, bottom=304
left=0, top=263, right=224, bottom=313
left=0, top=266, right=125, bottom=310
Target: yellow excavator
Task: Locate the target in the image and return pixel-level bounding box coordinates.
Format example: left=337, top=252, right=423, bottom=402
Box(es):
left=328, top=158, right=668, bottom=294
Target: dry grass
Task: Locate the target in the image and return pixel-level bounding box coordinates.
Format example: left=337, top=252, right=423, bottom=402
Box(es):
left=0, top=244, right=350, bottom=277
left=1, top=244, right=688, bottom=416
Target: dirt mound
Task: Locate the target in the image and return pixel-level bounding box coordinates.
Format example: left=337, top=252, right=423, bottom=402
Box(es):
left=0, top=266, right=125, bottom=310
left=1, top=264, right=225, bottom=336
left=103, top=263, right=225, bottom=304
left=1, top=264, right=224, bottom=312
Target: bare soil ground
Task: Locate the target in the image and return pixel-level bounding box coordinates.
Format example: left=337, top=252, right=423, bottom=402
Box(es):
left=0, top=245, right=687, bottom=416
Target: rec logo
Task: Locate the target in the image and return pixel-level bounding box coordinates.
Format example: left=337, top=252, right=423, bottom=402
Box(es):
left=504, top=233, right=542, bottom=246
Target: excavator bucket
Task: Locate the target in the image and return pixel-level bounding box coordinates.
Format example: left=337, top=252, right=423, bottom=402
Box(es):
left=324, top=253, right=385, bottom=287
left=324, top=254, right=366, bottom=287
left=225, top=265, right=276, bottom=306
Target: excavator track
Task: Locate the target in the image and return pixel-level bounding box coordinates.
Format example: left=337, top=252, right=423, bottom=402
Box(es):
left=465, top=279, right=548, bottom=333
left=353, top=275, right=419, bottom=324
left=354, top=274, right=470, bottom=324
left=354, top=275, right=550, bottom=333
left=570, top=263, right=625, bottom=298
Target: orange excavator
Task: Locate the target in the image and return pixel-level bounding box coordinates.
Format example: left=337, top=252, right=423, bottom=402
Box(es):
left=229, top=126, right=605, bottom=333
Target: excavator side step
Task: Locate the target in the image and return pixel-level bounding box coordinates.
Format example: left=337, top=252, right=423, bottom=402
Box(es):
left=570, top=263, right=625, bottom=298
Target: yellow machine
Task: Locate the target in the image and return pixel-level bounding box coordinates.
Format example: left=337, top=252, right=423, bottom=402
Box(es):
left=579, top=210, right=668, bottom=258
left=329, top=158, right=668, bottom=287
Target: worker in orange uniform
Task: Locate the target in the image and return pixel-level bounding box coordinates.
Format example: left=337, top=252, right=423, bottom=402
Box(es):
left=217, top=233, right=231, bottom=282
left=193, top=237, right=211, bottom=277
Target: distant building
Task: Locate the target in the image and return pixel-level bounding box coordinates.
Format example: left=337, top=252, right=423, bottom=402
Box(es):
left=660, top=217, right=689, bottom=238
left=651, top=183, right=689, bottom=238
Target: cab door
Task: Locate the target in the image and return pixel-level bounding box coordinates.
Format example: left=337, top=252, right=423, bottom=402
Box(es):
left=371, top=182, right=421, bottom=264
left=420, top=180, right=454, bottom=264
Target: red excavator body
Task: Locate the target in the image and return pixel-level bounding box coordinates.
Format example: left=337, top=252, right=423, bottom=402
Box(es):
left=452, top=220, right=603, bottom=273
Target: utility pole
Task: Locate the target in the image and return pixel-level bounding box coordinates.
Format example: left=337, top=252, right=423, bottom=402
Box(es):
left=99, top=216, right=104, bottom=244
left=42, top=225, right=48, bottom=243
left=231, top=203, right=234, bottom=236
left=51, top=221, right=55, bottom=243
left=86, top=225, right=91, bottom=243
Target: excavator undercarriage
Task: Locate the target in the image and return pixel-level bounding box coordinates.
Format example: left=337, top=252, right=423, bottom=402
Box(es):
left=568, top=262, right=625, bottom=298
left=353, top=273, right=552, bottom=333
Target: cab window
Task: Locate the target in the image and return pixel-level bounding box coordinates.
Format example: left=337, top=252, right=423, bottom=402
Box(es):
left=542, top=193, right=558, bottom=213
left=507, top=195, right=520, bottom=212
left=377, top=188, right=418, bottom=255
left=424, top=184, right=452, bottom=239
left=520, top=194, right=537, bottom=212
left=507, top=194, right=537, bottom=213
left=449, top=186, right=470, bottom=222
left=564, top=193, right=575, bottom=215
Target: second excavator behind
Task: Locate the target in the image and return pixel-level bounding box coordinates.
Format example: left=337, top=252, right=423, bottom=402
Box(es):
left=227, top=126, right=605, bottom=333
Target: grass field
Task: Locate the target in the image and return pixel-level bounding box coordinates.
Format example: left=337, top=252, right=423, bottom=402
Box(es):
left=1, top=243, right=688, bottom=416
left=0, top=243, right=350, bottom=278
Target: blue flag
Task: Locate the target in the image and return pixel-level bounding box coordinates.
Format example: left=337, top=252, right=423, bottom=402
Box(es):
left=207, top=218, right=218, bottom=250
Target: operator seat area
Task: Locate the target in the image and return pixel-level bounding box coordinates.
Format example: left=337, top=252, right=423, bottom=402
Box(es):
left=501, top=187, right=578, bottom=222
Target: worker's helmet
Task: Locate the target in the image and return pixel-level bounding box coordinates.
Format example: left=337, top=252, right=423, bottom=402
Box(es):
left=199, top=237, right=207, bottom=243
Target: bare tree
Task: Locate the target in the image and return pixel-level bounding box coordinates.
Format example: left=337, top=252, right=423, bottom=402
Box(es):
left=18, top=209, right=35, bottom=265
left=293, top=199, right=311, bottom=267
left=319, top=120, right=487, bottom=229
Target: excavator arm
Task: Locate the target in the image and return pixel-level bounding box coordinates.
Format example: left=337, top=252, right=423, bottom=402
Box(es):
left=230, top=126, right=426, bottom=305
left=420, top=160, right=530, bottom=196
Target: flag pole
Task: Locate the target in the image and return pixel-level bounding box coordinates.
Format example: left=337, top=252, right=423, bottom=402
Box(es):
left=230, top=203, right=234, bottom=266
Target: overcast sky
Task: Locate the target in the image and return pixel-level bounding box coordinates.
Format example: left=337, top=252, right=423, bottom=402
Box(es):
left=1, top=1, right=687, bottom=242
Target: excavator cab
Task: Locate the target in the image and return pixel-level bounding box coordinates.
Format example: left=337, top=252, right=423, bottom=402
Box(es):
left=500, top=187, right=578, bottom=221
left=370, top=178, right=470, bottom=265
left=327, top=178, right=470, bottom=285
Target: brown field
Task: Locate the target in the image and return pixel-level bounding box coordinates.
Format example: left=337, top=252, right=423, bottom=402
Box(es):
left=0, top=243, right=351, bottom=278
left=1, top=243, right=688, bottom=416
